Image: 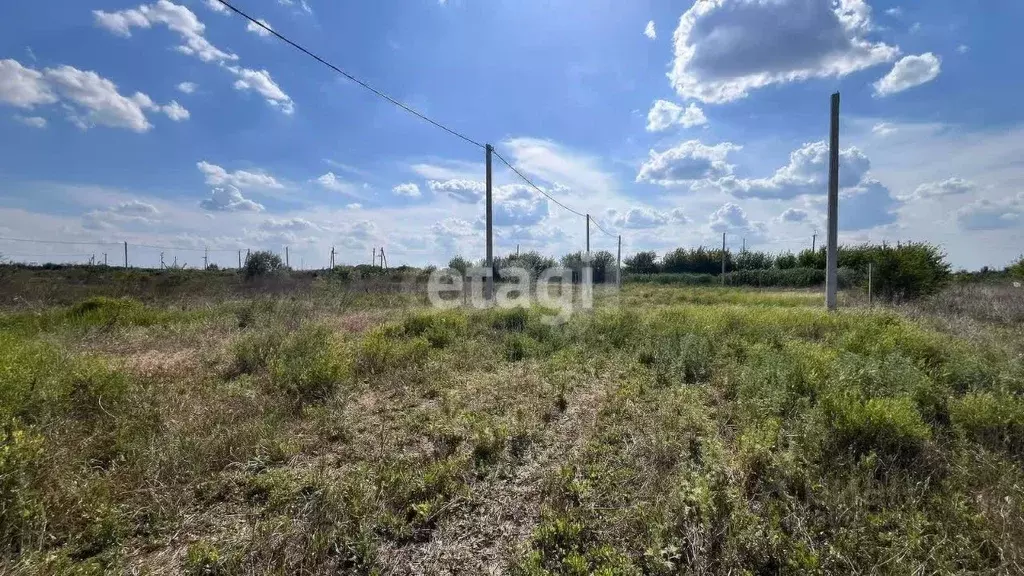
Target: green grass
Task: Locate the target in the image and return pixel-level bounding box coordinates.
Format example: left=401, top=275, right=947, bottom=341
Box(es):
left=1, top=286, right=1023, bottom=574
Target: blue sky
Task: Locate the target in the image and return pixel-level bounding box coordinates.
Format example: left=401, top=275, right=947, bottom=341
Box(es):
left=0, top=0, right=1021, bottom=269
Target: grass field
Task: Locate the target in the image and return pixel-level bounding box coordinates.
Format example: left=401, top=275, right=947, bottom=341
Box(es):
left=2, top=283, right=1023, bottom=574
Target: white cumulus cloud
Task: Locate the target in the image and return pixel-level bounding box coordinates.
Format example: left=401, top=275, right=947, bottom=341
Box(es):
left=427, top=179, right=486, bottom=203
left=636, top=140, right=740, bottom=186
left=0, top=59, right=187, bottom=132
left=910, top=177, right=975, bottom=199
left=644, top=21, right=657, bottom=40
left=873, top=53, right=941, bottom=96
left=199, top=185, right=264, bottom=212
left=669, top=0, right=898, bottom=103
left=14, top=115, right=47, bottom=128
left=198, top=161, right=282, bottom=189
left=611, top=207, right=688, bottom=229
left=717, top=141, right=871, bottom=199
left=392, top=183, right=421, bottom=197
left=93, top=0, right=238, bottom=63
left=246, top=19, right=272, bottom=37
left=646, top=100, right=707, bottom=132
left=227, top=67, right=294, bottom=114
left=177, top=81, right=197, bottom=94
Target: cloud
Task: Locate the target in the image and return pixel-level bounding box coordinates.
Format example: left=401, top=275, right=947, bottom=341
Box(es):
left=873, top=53, right=940, bottom=96
left=161, top=100, right=190, bottom=121
left=957, top=194, right=1024, bottom=231
left=839, top=180, right=899, bottom=230
left=957, top=44, right=969, bottom=54
left=346, top=203, right=362, bottom=210
left=501, top=137, right=618, bottom=197
left=612, top=207, right=688, bottom=229
left=432, top=218, right=476, bottom=238
left=316, top=171, right=360, bottom=196
left=779, top=208, right=809, bottom=223
left=198, top=161, right=282, bottom=189
left=669, top=0, right=898, bottom=103
left=910, top=177, right=975, bottom=199
left=708, top=202, right=767, bottom=240
left=0, top=60, right=188, bottom=132
left=493, top=184, right=549, bottom=226
left=94, top=2, right=292, bottom=115
left=871, top=122, right=896, bottom=136
left=177, top=81, right=197, bottom=94
left=204, top=0, right=229, bottom=14
left=14, top=115, right=47, bottom=128
left=112, top=200, right=159, bottom=216
left=392, top=183, right=421, bottom=197
left=246, top=19, right=272, bottom=37
left=644, top=21, right=657, bottom=40
left=718, top=141, right=871, bottom=199
left=636, top=140, right=739, bottom=186
left=259, top=217, right=319, bottom=232
left=227, top=67, right=294, bottom=114
left=427, top=179, right=485, bottom=203
left=646, top=100, right=707, bottom=132
left=0, top=59, right=56, bottom=108
left=885, top=7, right=901, bottom=16
left=93, top=0, right=238, bottom=63
left=199, top=185, right=264, bottom=212
left=278, top=0, right=313, bottom=15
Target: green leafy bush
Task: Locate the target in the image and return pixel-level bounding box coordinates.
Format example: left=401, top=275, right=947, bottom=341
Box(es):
left=269, top=325, right=346, bottom=403
left=825, top=395, right=931, bottom=461
left=623, top=251, right=659, bottom=274
left=951, top=392, right=1024, bottom=456
left=244, top=251, right=285, bottom=278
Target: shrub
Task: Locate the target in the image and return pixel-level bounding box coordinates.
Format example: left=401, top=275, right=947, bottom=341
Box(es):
left=355, top=327, right=430, bottom=376
left=624, top=251, right=659, bottom=275
left=244, top=251, right=284, bottom=278
left=951, top=393, right=1024, bottom=457
left=269, top=325, right=347, bottom=403
left=1008, top=255, right=1024, bottom=279
left=231, top=328, right=287, bottom=376
left=825, top=395, right=931, bottom=461
left=448, top=256, right=470, bottom=275
left=403, top=311, right=468, bottom=349
left=66, top=297, right=159, bottom=328
left=775, top=251, right=798, bottom=269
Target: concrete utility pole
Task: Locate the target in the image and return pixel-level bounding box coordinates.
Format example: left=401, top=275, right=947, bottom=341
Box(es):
left=285, top=246, right=289, bottom=268
left=812, top=232, right=817, bottom=253
left=372, top=247, right=376, bottom=267
left=124, top=241, right=128, bottom=268
left=330, top=247, right=335, bottom=268
left=721, top=232, right=727, bottom=286
left=742, top=238, right=746, bottom=253
left=617, top=235, right=622, bottom=289
left=103, top=253, right=107, bottom=266
left=825, top=92, right=840, bottom=311
left=238, top=250, right=242, bottom=269
left=203, top=247, right=208, bottom=270
left=485, top=144, right=494, bottom=301
left=160, top=252, right=165, bottom=269
left=868, top=262, right=873, bottom=308
left=586, top=214, right=590, bottom=254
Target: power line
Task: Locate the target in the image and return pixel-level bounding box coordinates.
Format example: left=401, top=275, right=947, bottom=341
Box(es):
left=491, top=149, right=587, bottom=218
left=590, top=218, right=616, bottom=239
left=213, top=0, right=485, bottom=150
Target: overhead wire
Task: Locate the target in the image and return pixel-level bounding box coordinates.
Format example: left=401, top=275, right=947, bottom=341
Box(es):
left=213, top=0, right=485, bottom=150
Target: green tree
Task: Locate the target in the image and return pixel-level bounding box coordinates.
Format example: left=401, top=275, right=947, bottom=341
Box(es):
left=1009, top=255, right=1024, bottom=278
left=623, top=251, right=658, bottom=274
left=244, top=251, right=284, bottom=278
left=775, top=251, right=798, bottom=269
left=448, top=255, right=470, bottom=275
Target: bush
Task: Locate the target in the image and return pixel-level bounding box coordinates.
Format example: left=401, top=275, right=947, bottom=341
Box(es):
left=448, top=256, right=470, bottom=275
left=825, top=395, right=931, bottom=461
left=244, top=251, right=284, bottom=278
left=269, top=325, right=346, bottom=403
left=624, top=251, right=658, bottom=275
left=951, top=392, right=1024, bottom=457
left=774, top=251, right=798, bottom=269
left=1008, top=255, right=1024, bottom=279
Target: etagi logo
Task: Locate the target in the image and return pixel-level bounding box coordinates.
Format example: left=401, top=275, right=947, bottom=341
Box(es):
left=427, top=258, right=603, bottom=325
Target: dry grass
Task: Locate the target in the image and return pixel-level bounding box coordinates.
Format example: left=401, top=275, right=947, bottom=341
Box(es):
left=2, top=284, right=1023, bottom=574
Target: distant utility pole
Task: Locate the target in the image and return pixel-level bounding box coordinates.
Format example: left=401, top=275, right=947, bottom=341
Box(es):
left=372, top=247, right=376, bottom=267
left=742, top=238, right=746, bottom=253
left=380, top=247, right=388, bottom=270
left=617, top=235, right=622, bottom=290
left=825, top=92, right=841, bottom=312
left=330, top=246, right=335, bottom=268
left=238, top=250, right=242, bottom=269
left=721, top=232, right=727, bottom=286
left=485, top=143, right=494, bottom=301
left=285, top=246, right=289, bottom=268
left=124, top=241, right=128, bottom=268
left=586, top=214, right=591, bottom=254
left=203, top=247, right=208, bottom=270
left=103, top=253, right=107, bottom=266
left=160, top=252, right=165, bottom=269
left=812, top=232, right=817, bottom=253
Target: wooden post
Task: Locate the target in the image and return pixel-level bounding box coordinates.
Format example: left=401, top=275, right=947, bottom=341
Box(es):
left=868, top=262, right=873, bottom=308
left=721, top=232, right=726, bottom=286
left=124, top=241, right=128, bottom=268
left=825, top=92, right=840, bottom=311
left=485, top=144, right=494, bottom=301
left=617, top=234, right=622, bottom=289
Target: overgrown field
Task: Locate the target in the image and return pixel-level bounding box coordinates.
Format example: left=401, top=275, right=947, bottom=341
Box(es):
left=2, top=285, right=1023, bottom=574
